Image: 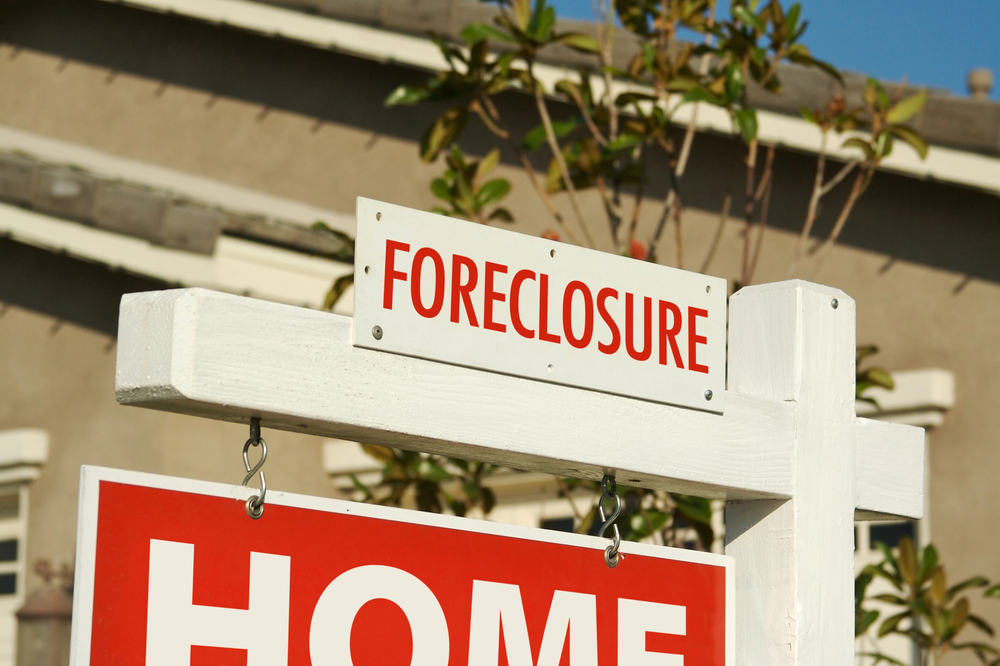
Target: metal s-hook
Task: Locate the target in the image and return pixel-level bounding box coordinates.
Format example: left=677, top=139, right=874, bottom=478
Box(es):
left=242, top=417, right=267, bottom=519
left=598, top=474, right=622, bottom=568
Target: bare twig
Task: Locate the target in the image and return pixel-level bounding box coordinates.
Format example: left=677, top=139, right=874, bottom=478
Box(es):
left=820, top=158, right=860, bottom=196
left=565, top=82, right=608, bottom=146
left=475, top=96, right=582, bottom=245
left=672, top=190, right=684, bottom=269
left=808, top=163, right=871, bottom=279
left=627, top=148, right=647, bottom=247
left=740, top=138, right=759, bottom=286
left=533, top=81, right=596, bottom=248
left=747, top=167, right=773, bottom=283
left=699, top=194, right=731, bottom=274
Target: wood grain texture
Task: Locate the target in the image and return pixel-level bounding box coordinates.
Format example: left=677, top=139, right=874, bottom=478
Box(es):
left=727, top=281, right=859, bottom=666
left=116, top=288, right=796, bottom=499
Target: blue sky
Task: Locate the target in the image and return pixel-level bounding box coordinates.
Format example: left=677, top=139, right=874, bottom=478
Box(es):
left=549, top=0, right=1000, bottom=101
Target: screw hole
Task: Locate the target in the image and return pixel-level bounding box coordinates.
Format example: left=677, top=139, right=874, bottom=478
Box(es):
left=706, top=285, right=711, bottom=293
left=550, top=249, right=556, bottom=258
left=376, top=212, right=382, bottom=220
left=364, top=266, right=371, bottom=274
left=547, top=364, right=553, bottom=372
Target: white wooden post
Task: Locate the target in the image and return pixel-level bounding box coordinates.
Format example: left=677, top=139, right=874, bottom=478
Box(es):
left=114, top=281, right=925, bottom=665
left=727, top=281, right=857, bottom=665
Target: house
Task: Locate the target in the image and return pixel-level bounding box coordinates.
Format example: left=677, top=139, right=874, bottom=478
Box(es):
left=0, top=0, right=997, bottom=663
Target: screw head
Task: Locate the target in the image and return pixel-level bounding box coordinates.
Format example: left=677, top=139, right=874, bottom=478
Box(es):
left=376, top=212, right=382, bottom=220
left=372, top=325, right=383, bottom=340
left=831, top=298, right=839, bottom=309
left=704, top=390, right=713, bottom=401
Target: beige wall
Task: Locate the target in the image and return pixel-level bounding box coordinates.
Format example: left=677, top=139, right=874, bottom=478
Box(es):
left=2, top=1, right=1000, bottom=656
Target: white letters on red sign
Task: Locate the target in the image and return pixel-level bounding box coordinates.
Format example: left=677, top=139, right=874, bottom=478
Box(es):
left=310, top=564, right=450, bottom=666
left=144, top=540, right=687, bottom=666
left=145, top=539, right=291, bottom=666
left=468, top=580, right=598, bottom=666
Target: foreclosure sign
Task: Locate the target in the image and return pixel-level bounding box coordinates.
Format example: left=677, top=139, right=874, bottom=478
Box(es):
left=352, top=198, right=727, bottom=413
left=72, top=466, right=733, bottom=665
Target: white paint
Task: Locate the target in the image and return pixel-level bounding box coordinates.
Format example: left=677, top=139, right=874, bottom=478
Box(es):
left=310, top=565, right=450, bottom=666
left=145, top=539, right=291, bottom=666
left=114, top=280, right=925, bottom=666
left=354, top=198, right=726, bottom=412
left=98, top=0, right=1000, bottom=195
left=725, top=281, right=858, bottom=666
left=468, top=582, right=596, bottom=666
left=71, top=466, right=733, bottom=666
left=0, top=202, right=353, bottom=312
left=116, top=288, right=797, bottom=500
left=617, top=598, right=685, bottom=666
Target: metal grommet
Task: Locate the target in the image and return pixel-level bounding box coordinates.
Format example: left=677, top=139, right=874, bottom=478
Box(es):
left=246, top=496, right=264, bottom=519
left=372, top=325, right=383, bottom=340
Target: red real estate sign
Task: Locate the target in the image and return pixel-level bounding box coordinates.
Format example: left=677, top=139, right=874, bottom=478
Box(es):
left=71, top=467, right=733, bottom=665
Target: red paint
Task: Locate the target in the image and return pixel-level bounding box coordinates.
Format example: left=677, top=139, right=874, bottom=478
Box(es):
left=596, top=288, right=621, bottom=355
left=483, top=262, right=508, bottom=333
left=410, top=248, right=445, bottom=318
left=688, top=307, right=709, bottom=374
left=450, top=255, right=479, bottom=327
left=88, top=480, right=728, bottom=665
left=509, top=270, right=536, bottom=339
left=382, top=240, right=410, bottom=310
left=538, top=274, right=560, bottom=344
left=562, top=281, right=594, bottom=349
left=625, top=293, right=652, bottom=362
left=658, top=301, right=685, bottom=369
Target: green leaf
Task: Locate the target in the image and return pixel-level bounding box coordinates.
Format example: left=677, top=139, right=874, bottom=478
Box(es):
left=322, top=273, right=354, bottom=311
left=733, top=108, right=758, bottom=143
left=968, top=614, right=996, bottom=637
left=858, top=609, right=880, bottom=636
left=683, top=87, right=724, bottom=106
left=555, top=32, right=601, bottom=53
left=487, top=207, right=514, bottom=222
left=917, top=543, right=938, bottom=584
left=385, top=84, right=426, bottom=107
left=430, top=178, right=452, bottom=202
left=897, top=535, right=917, bottom=586
left=420, top=107, right=468, bottom=162
left=946, top=576, right=990, bottom=601
left=863, top=368, right=895, bottom=391
left=726, top=64, right=745, bottom=103
left=732, top=4, right=766, bottom=32
left=860, top=652, right=911, bottom=666
left=887, top=91, right=927, bottom=124
left=477, top=148, right=501, bottom=179
left=475, top=178, right=511, bottom=208
left=800, top=105, right=818, bottom=125
left=521, top=118, right=580, bottom=151
left=986, top=584, right=1000, bottom=598
left=843, top=137, right=875, bottom=160
left=512, top=0, right=531, bottom=31
left=532, top=5, right=556, bottom=42
left=416, top=458, right=453, bottom=482
left=606, top=133, right=643, bottom=153
left=460, top=22, right=519, bottom=44
left=888, top=125, right=929, bottom=160
left=878, top=610, right=910, bottom=638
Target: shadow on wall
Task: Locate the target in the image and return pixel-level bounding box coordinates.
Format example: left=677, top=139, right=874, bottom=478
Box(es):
left=2, top=0, right=999, bottom=285
left=0, top=238, right=168, bottom=337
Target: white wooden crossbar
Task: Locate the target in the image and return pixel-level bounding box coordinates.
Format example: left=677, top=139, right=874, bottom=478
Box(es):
left=115, top=281, right=925, bottom=666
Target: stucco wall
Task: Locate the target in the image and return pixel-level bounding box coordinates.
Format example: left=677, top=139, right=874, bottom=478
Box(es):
left=1, top=0, right=999, bottom=656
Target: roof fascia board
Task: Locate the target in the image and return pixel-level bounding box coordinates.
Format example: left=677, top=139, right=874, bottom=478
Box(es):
left=0, top=202, right=353, bottom=312
left=0, top=125, right=356, bottom=235
left=102, top=0, right=1000, bottom=195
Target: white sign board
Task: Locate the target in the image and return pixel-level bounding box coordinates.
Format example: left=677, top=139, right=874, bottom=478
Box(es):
left=353, top=198, right=727, bottom=412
